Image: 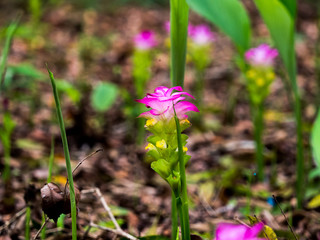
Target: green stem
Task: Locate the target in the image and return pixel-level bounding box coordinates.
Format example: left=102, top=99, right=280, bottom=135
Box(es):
left=171, top=191, right=178, bottom=240
left=47, top=66, right=77, bottom=240
left=294, top=93, right=304, bottom=208
left=170, top=0, right=189, bottom=87
left=40, top=214, right=46, bottom=240
left=25, top=206, right=31, bottom=240
left=253, top=104, right=264, bottom=182
left=176, top=196, right=185, bottom=240
left=174, top=114, right=191, bottom=240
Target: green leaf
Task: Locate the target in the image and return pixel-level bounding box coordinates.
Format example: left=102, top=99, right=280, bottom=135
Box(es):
left=170, top=0, right=189, bottom=87
left=253, top=0, right=297, bottom=91
left=9, top=63, right=45, bottom=79
left=91, top=82, right=118, bottom=112
left=311, top=110, right=320, bottom=169
left=186, top=0, right=251, bottom=54
left=279, top=0, right=297, bottom=19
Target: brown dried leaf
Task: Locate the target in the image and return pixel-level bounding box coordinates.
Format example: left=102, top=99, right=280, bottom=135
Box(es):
left=41, top=183, right=64, bottom=222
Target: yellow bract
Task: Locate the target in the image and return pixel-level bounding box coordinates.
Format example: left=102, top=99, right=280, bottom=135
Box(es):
left=145, top=143, right=156, bottom=150
left=146, top=118, right=157, bottom=127
left=156, top=139, right=167, bottom=149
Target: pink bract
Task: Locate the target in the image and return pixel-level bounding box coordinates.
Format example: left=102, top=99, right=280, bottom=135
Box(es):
left=136, top=86, right=199, bottom=121
left=189, top=24, right=215, bottom=46
left=245, top=44, right=278, bottom=67
left=134, top=30, right=157, bottom=50
left=214, top=222, right=265, bottom=240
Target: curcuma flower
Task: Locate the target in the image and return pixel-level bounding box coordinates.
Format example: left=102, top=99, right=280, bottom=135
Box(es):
left=134, top=30, right=157, bottom=50
left=245, top=44, right=278, bottom=68
left=137, top=86, right=198, bottom=192
left=189, top=24, right=215, bottom=46
left=214, top=222, right=265, bottom=240
left=136, top=86, right=199, bottom=121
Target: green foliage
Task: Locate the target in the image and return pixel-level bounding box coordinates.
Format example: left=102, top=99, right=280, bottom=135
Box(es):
left=254, top=0, right=296, bottom=90
left=0, top=19, right=19, bottom=94
left=279, top=0, right=297, bottom=19
left=186, top=0, right=251, bottom=54
left=170, top=0, right=189, bottom=87
left=91, top=82, right=118, bottom=112
left=311, top=110, right=320, bottom=178
left=0, top=112, right=16, bottom=181
left=25, top=206, right=31, bottom=240
left=56, top=80, right=81, bottom=104
left=29, top=0, right=42, bottom=24
left=133, top=50, right=152, bottom=98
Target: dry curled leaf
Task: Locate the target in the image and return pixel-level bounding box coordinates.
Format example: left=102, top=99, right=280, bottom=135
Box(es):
left=41, top=182, right=81, bottom=222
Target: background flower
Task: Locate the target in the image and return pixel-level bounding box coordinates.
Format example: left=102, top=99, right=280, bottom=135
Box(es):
left=245, top=44, right=278, bottom=67
left=189, top=24, right=215, bottom=46
left=134, top=30, right=157, bottom=50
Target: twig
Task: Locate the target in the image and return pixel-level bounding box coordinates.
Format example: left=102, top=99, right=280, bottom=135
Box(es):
left=82, top=188, right=137, bottom=240
left=234, top=216, right=250, bottom=228
left=64, top=148, right=103, bottom=192
left=72, top=149, right=103, bottom=175
left=0, top=207, right=26, bottom=233
left=33, top=217, right=50, bottom=240
left=272, top=195, right=298, bottom=240
left=89, top=222, right=137, bottom=240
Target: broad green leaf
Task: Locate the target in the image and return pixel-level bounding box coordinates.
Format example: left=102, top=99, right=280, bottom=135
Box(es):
left=186, top=0, right=251, bottom=54
left=9, top=64, right=45, bottom=79
left=170, top=0, right=189, bottom=87
left=91, top=82, right=118, bottom=112
left=254, top=0, right=297, bottom=91
left=311, top=110, right=320, bottom=168
left=279, top=0, right=297, bottom=19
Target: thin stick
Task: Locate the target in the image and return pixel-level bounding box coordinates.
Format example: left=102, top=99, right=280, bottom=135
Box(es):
left=89, top=222, right=137, bottom=240
left=33, top=217, right=49, bottom=240
left=0, top=207, right=26, bottom=233
left=234, top=216, right=250, bottom=228
left=65, top=149, right=103, bottom=191
left=72, top=149, right=103, bottom=175
left=82, top=188, right=137, bottom=240
left=272, top=195, right=298, bottom=240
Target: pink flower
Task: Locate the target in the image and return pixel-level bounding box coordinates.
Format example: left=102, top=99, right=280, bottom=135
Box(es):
left=136, top=86, right=199, bottom=121
left=134, top=30, right=157, bottom=50
left=214, top=222, right=265, bottom=240
left=189, top=24, right=215, bottom=46
left=245, top=44, right=278, bottom=67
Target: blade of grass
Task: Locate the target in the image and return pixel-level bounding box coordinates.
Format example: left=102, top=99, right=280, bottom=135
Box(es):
left=170, top=0, right=189, bottom=87
left=0, top=18, right=19, bottom=94
left=25, top=206, right=31, bottom=240
left=46, top=65, right=77, bottom=240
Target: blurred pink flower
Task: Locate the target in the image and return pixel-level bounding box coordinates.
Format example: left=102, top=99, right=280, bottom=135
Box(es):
left=136, top=86, right=199, bottom=120
left=245, top=44, right=278, bottom=67
left=214, top=222, right=265, bottom=240
left=189, top=24, right=215, bottom=46
left=134, top=30, right=157, bottom=50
